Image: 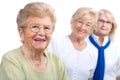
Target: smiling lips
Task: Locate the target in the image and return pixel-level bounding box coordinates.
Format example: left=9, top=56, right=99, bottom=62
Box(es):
left=34, top=38, right=46, bottom=44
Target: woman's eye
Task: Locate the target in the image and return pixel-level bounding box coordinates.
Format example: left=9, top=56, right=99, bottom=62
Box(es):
left=78, top=20, right=83, bottom=24
left=86, top=24, right=92, bottom=27
left=32, top=25, right=39, bottom=28
left=44, top=26, right=50, bottom=30
left=106, top=21, right=112, bottom=24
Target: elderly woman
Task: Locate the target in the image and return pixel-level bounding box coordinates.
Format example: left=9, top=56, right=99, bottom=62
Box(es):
left=88, top=9, right=120, bottom=80
left=47, top=7, right=97, bottom=80
left=0, top=2, right=69, bottom=80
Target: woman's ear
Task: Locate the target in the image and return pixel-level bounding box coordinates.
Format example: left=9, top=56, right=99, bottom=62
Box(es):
left=18, top=27, right=24, bottom=43
left=70, top=20, right=74, bottom=30
left=18, top=28, right=23, bottom=36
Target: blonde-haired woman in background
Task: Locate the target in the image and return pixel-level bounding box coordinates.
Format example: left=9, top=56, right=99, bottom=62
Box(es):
left=47, top=7, right=97, bottom=80
left=88, top=9, right=120, bottom=80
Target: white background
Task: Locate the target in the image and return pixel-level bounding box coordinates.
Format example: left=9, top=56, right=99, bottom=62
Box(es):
left=0, top=0, right=120, bottom=62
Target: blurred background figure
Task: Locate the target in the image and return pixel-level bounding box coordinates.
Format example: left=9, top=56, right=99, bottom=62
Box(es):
left=88, top=9, right=120, bottom=80
left=47, top=7, right=97, bottom=80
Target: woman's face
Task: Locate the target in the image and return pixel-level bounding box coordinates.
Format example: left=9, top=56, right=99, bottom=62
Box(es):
left=71, top=15, right=94, bottom=40
left=95, top=14, right=113, bottom=36
left=20, top=16, right=53, bottom=51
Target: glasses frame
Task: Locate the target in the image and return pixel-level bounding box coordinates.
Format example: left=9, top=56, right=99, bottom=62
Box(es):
left=76, top=19, right=93, bottom=29
left=98, top=19, right=113, bottom=26
left=29, top=24, right=53, bottom=34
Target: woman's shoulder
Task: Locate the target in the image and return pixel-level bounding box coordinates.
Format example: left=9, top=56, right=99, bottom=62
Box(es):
left=45, top=51, right=64, bottom=62
left=3, top=47, right=20, bottom=56
left=45, top=51, right=65, bottom=67
left=47, top=35, right=69, bottom=52
left=2, top=47, right=22, bottom=62
left=46, top=51, right=59, bottom=58
left=51, top=35, right=69, bottom=44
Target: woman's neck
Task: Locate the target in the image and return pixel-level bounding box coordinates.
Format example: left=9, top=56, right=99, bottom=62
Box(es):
left=21, top=46, right=47, bottom=72
left=69, top=34, right=87, bottom=51
left=21, top=45, right=45, bottom=60
left=93, top=31, right=105, bottom=46
left=98, top=37, right=104, bottom=46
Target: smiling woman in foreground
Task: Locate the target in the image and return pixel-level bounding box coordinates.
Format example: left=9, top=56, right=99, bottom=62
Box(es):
left=0, top=2, right=69, bottom=80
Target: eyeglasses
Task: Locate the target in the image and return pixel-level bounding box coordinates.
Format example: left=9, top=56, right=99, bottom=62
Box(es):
left=98, top=19, right=113, bottom=25
left=76, top=19, right=93, bottom=28
left=29, top=24, right=53, bottom=33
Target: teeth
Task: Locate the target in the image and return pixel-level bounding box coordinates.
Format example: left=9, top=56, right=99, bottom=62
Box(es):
left=40, top=40, right=44, bottom=41
left=38, top=40, right=44, bottom=41
left=35, top=39, right=45, bottom=42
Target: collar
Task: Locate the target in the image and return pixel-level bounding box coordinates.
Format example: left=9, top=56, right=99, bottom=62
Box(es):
left=91, top=34, right=109, bottom=46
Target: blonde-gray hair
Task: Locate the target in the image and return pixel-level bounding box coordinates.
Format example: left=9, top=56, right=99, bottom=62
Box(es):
left=16, top=2, right=56, bottom=29
left=71, top=7, right=97, bottom=28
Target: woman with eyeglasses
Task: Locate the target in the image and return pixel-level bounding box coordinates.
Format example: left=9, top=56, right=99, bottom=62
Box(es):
left=88, top=9, right=120, bottom=80
left=0, top=2, right=69, bottom=80
left=47, top=7, right=97, bottom=80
